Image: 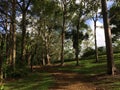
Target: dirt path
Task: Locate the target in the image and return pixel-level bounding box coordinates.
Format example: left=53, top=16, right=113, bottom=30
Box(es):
left=49, top=72, right=96, bottom=90
left=39, top=65, right=105, bottom=90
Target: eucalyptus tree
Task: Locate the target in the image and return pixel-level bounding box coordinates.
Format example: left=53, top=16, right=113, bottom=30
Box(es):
left=90, top=0, right=101, bottom=62
left=11, top=0, right=17, bottom=71
left=101, top=0, right=116, bottom=75
left=109, top=1, right=120, bottom=44
left=0, top=33, right=4, bottom=82
left=59, top=0, right=72, bottom=65
left=0, top=1, right=11, bottom=71
left=0, top=0, right=17, bottom=72
left=69, top=0, right=92, bottom=65
left=17, top=0, right=31, bottom=64
left=0, top=1, right=9, bottom=80
left=31, top=0, right=62, bottom=65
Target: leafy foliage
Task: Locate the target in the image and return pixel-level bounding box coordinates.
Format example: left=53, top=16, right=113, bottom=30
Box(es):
left=109, top=3, right=120, bottom=42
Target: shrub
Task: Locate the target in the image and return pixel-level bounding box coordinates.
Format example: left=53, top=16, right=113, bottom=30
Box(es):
left=3, top=64, right=28, bottom=78
left=82, top=47, right=95, bottom=59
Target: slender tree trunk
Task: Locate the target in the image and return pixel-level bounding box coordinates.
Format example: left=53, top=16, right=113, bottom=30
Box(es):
left=17, top=0, right=31, bottom=66
left=75, top=11, right=81, bottom=66
left=30, top=50, right=35, bottom=72
left=0, top=54, right=2, bottom=82
left=61, top=29, right=64, bottom=66
left=45, top=42, right=50, bottom=65
left=45, top=52, right=50, bottom=65
left=27, top=53, right=31, bottom=66
left=30, top=54, right=33, bottom=72
left=0, top=36, right=4, bottom=83
left=75, top=26, right=79, bottom=66
left=30, top=44, right=37, bottom=72
left=42, top=53, right=45, bottom=66
left=9, top=24, right=13, bottom=66
left=61, top=0, right=66, bottom=66
left=6, top=34, right=9, bottom=64
left=5, top=15, right=9, bottom=65
left=7, top=0, right=16, bottom=71
left=21, top=10, right=26, bottom=65
left=11, top=0, right=16, bottom=71
left=101, top=0, right=116, bottom=75
left=94, top=20, right=99, bottom=62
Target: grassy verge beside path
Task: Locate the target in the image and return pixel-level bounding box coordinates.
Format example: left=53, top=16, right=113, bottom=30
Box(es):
left=3, top=72, right=54, bottom=90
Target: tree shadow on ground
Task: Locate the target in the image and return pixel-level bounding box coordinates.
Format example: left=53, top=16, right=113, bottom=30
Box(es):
left=4, top=72, right=54, bottom=90
left=39, top=64, right=120, bottom=90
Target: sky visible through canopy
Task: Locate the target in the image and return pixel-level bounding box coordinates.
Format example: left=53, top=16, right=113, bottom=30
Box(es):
left=86, top=1, right=114, bottom=47
left=0, top=0, right=114, bottom=47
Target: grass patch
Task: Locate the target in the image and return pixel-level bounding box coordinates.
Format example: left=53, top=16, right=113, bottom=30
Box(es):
left=4, top=72, right=54, bottom=90
left=57, top=59, right=107, bottom=76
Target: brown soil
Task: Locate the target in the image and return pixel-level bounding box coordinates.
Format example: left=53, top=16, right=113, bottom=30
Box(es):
left=38, top=65, right=105, bottom=90
left=49, top=72, right=96, bottom=90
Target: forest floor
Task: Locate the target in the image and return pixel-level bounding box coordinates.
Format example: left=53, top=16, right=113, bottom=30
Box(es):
left=4, top=59, right=120, bottom=90
left=38, top=64, right=106, bottom=90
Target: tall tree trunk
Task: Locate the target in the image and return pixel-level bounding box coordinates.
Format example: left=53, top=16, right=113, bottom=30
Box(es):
left=61, top=0, right=66, bottom=66
left=16, top=0, right=31, bottom=66
left=27, top=52, right=31, bottom=66
left=75, top=26, right=79, bottom=66
left=30, top=54, right=33, bottom=72
left=30, top=44, right=37, bottom=72
left=45, top=43, right=50, bottom=65
left=101, top=0, right=116, bottom=75
left=46, top=30, right=51, bottom=65
left=0, top=35, right=4, bottom=83
left=0, top=52, right=2, bottom=83
left=5, top=15, right=9, bottom=65
left=75, top=11, right=81, bottom=66
left=44, top=37, right=50, bottom=65
left=21, top=10, right=26, bottom=65
left=42, top=52, right=45, bottom=66
left=19, top=0, right=31, bottom=65
left=61, top=29, right=64, bottom=65
left=11, top=0, right=16, bottom=71
left=9, top=24, right=13, bottom=66
left=94, top=20, right=99, bottom=62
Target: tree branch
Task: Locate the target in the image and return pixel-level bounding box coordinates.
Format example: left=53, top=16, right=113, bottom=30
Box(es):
left=16, top=0, right=23, bottom=11
left=0, top=8, right=11, bottom=18
left=25, top=0, right=31, bottom=11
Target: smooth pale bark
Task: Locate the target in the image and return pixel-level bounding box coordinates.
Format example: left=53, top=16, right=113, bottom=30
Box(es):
left=43, top=21, right=51, bottom=65
left=45, top=42, right=51, bottom=65
left=42, top=53, right=45, bottom=66
left=101, top=0, right=116, bottom=75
